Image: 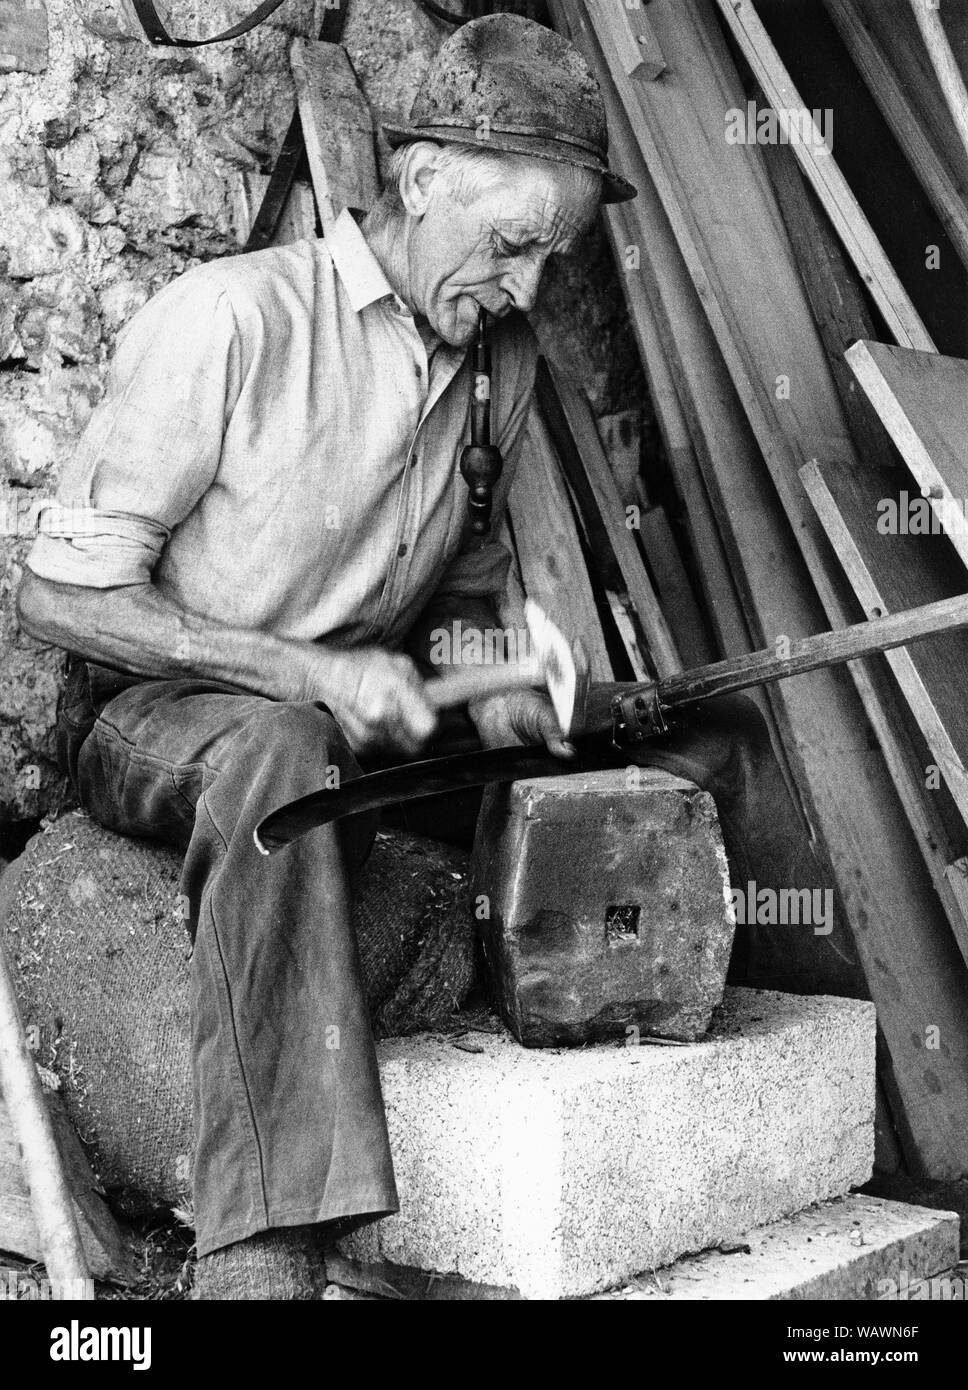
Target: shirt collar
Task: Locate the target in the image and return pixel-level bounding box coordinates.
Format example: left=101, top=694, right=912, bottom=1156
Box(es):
left=326, top=209, right=399, bottom=314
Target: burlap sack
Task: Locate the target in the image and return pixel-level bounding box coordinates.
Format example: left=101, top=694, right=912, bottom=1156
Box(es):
left=0, top=811, right=475, bottom=1216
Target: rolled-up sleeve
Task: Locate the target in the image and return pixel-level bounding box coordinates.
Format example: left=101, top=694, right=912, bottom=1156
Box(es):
left=27, top=272, right=242, bottom=588
left=431, top=315, right=538, bottom=609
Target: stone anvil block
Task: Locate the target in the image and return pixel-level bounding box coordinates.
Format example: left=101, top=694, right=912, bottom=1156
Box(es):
left=470, top=769, right=735, bottom=1045
left=337, top=989, right=877, bottom=1299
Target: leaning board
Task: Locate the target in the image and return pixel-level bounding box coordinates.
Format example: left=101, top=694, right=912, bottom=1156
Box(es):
left=847, top=341, right=968, bottom=569
left=802, top=459, right=968, bottom=969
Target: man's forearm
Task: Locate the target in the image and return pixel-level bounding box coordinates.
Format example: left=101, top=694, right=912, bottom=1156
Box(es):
left=17, top=571, right=320, bottom=703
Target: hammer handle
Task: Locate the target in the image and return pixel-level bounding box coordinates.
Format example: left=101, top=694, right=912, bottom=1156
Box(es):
left=424, top=658, right=541, bottom=711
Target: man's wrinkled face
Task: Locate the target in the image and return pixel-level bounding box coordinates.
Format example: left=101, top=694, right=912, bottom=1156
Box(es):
left=406, top=156, right=599, bottom=346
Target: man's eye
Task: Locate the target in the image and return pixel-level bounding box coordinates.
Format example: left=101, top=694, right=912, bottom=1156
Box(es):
left=495, top=237, right=526, bottom=258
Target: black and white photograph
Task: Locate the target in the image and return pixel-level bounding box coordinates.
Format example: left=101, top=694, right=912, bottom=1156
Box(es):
left=0, top=0, right=966, bottom=1353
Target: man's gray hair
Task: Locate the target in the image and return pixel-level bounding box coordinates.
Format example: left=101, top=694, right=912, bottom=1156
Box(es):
left=364, top=142, right=601, bottom=236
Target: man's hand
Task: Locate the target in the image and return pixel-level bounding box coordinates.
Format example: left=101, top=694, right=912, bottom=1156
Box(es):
left=468, top=688, right=577, bottom=760
left=305, top=646, right=438, bottom=758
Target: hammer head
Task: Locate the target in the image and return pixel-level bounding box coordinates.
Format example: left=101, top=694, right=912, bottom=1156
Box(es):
left=524, top=599, right=590, bottom=738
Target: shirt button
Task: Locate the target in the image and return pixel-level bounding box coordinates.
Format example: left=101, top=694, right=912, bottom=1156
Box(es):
left=397, top=543, right=408, bottom=558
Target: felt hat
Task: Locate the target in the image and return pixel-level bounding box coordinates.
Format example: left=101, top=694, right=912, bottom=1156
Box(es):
left=383, top=13, right=636, bottom=203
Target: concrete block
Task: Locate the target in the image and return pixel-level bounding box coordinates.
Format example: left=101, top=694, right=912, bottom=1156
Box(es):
left=596, top=1195, right=960, bottom=1301
left=329, top=1196, right=959, bottom=1302
left=471, top=769, right=735, bottom=1046
left=340, top=988, right=877, bottom=1299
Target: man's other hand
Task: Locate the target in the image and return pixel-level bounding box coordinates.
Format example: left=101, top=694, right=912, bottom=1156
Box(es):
left=306, top=647, right=437, bottom=758
left=468, top=689, right=577, bottom=760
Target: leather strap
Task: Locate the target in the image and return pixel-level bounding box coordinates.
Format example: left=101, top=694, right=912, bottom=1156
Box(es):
left=130, top=0, right=291, bottom=48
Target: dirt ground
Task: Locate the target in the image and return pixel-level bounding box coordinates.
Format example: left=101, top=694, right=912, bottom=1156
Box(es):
left=2, top=1216, right=193, bottom=1301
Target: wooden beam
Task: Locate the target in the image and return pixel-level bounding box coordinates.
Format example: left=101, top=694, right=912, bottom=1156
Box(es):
left=822, top=0, right=968, bottom=273
left=607, top=1, right=667, bottom=81
left=596, top=409, right=642, bottom=508
left=605, top=590, right=650, bottom=680
left=508, top=407, right=613, bottom=681
left=290, top=38, right=378, bottom=231
left=713, top=0, right=936, bottom=352
left=637, top=498, right=715, bottom=669
left=802, top=460, right=968, bottom=967
left=0, top=1084, right=137, bottom=1284
left=573, top=9, right=820, bottom=809
left=0, top=938, right=90, bottom=1296
left=767, top=139, right=968, bottom=965
left=910, top=0, right=968, bottom=169
left=834, top=0, right=968, bottom=204
left=539, top=367, right=682, bottom=679
left=238, top=172, right=317, bottom=248
left=761, top=138, right=901, bottom=471
left=556, top=0, right=968, bottom=1177
left=602, top=199, right=752, bottom=666
left=846, top=340, right=968, bottom=571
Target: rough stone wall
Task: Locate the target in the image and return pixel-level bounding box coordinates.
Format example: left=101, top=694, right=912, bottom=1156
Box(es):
left=0, top=0, right=644, bottom=827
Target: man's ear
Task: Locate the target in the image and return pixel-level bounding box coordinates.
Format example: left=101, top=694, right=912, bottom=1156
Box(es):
left=397, top=142, right=444, bottom=218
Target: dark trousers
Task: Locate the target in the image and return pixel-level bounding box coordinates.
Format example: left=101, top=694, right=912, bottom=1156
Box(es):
left=59, top=662, right=396, bottom=1257
left=58, top=663, right=860, bottom=1257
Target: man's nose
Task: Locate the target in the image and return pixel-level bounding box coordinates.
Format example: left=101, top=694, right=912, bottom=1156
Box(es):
left=501, top=258, right=545, bottom=314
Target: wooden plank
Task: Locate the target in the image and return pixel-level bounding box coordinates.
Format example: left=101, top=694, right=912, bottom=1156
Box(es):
left=638, top=500, right=715, bottom=669
left=944, top=857, right=968, bottom=942
left=557, top=0, right=968, bottom=1177
left=602, top=201, right=753, bottom=665
left=541, top=367, right=683, bottom=679
left=606, top=0, right=667, bottom=81
left=0, top=1084, right=136, bottom=1283
left=0, top=937, right=89, bottom=1294
left=238, top=171, right=317, bottom=248
left=508, top=407, right=613, bottom=681
left=822, top=0, right=968, bottom=272
left=761, top=138, right=901, bottom=472
left=575, top=14, right=818, bottom=802
left=713, top=0, right=935, bottom=352
left=595, top=410, right=641, bottom=508
left=909, top=0, right=968, bottom=169
left=605, top=590, right=650, bottom=680
left=839, top=0, right=968, bottom=201
left=801, top=460, right=968, bottom=962
left=846, top=341, right=968, bottom=571
left=274, top=180, right=318, bottom=245
left=290, top=38, right=378, bottom=230
left=766, top=138, right=968, bottom=962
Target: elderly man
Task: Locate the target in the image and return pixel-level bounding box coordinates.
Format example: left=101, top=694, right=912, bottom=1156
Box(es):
left=15, top=16, right=635, bottom=1298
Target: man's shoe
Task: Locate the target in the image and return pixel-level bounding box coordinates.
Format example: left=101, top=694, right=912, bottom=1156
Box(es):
left=192, top=1225, right=327, bottom=1300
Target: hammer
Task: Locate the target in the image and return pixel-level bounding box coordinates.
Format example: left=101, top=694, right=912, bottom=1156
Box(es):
left=423, top=600, right=589, bottom=738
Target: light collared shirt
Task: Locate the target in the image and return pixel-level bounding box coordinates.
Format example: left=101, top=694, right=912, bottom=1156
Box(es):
left=27, top=211, right=538, bottom=648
